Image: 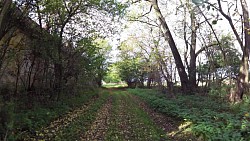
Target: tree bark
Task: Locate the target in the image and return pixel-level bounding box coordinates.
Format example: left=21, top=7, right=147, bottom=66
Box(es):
left=213, top=0, right=250, bottom=102
left=234, top=0, right=250, bottom=102
left=189, top=9, right=197, bottom=90
left=0, top=0, right=12, bottom=39
left=151, top=0, right=190, bottom=93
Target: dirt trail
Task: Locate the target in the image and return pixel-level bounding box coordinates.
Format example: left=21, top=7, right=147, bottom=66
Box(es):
left=109, top=93, right=137, bottom=140
left=80, top=96, right=113, bottom=140
left=26, top=88, right=194, bottom=140
left=78, top=90, right=166, bottom=140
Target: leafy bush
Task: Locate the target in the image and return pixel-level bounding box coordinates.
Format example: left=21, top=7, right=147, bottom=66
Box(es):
left=129, top=88, right=250, bottom=141
left=209, top=83, right=231, bottom=98
left=0, top=100, right=15, bottom=140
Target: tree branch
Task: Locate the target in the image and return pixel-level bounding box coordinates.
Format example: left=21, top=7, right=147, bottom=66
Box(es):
left=207, top=0, right=243, bottom=50
left=128, top=19, right=158, bottom=27
left=195, top=43, right=219, bottom=57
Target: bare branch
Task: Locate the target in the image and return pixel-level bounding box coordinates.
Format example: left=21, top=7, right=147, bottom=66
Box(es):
left=128, top=19, right=158, bottom=27
left=198, top=6, right=226, bottom=61
left=195, top=43, right=219, bottom=57
left=206, top=0, right=243, bottom=50
left=138, top=5, right=153, bottom=18
left=131, top=0, right=143, bottom=4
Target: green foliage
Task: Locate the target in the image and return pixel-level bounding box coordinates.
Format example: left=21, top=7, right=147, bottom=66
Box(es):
left=103, top=63, right=122, bottom=83
left=76, top=38, right=112, bottom=86
left=7, top=90, right=98, bottom=140
left=212, top=20, right=217, bottom=24
left=0, top=100, right=15, bottom=140
left=116, top=40, right=145, bottom=86
left=98, top=0, right=128, bottom=16
left=209, top=83, right=231, bottom=97
left=192, top=0, right=207, bottom=5
left=117, top=57, right=142, bottom=85
left=197, top=35, right=240, bottom=85
left=102, top=83, right=127, bottom=88
left=129, top=88, right=250, bottom=141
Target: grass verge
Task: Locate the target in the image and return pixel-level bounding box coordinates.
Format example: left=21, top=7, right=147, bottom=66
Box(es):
left=128, top=88, right=250, bottom=141
left=9, top=90, right=99, bottom=140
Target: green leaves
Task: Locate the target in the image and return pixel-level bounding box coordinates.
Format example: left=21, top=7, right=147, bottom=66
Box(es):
left=129, top=88, right=250, bottom=140
left=192, top=0, right=208, bottom=5
left=117, top=58, right=141, bottom=85
left=212, top=20, right=217, bottom=24
left=104, top=64, right=122, bottom=83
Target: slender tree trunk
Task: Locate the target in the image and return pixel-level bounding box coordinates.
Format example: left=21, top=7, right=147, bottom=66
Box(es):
left=159, top=62, right=174, bottom=96
left=14, top=61, right=20, bottom=97
left=147, top=73, right=152, bottom=88
left=53, top=38, right=63, bottom=101
left=151, top=0, right=190, bottom=93
left=189, top=10, right=197, bottom=90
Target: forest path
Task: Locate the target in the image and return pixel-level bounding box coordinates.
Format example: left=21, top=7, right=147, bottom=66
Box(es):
left=27, top=88, right=193, bottom=141
left=79, top=89, right=169, bottom=141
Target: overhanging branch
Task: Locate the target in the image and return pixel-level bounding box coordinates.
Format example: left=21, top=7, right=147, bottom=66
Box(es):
left=128, top=19, right=158, bottom=27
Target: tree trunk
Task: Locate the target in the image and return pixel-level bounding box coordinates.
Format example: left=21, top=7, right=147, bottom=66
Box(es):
left=52, top=38, right=63, bottom=101
left=0, top=0, right=14, bottom=72
left=53, top=62, right=62, bottom=100
left=233, top=0, right=250, bottom=102
left=147, top=73, right=152, bottom=88
left=151, top=0, right=190, bottom=93
left=127, top=80, right=136, bottom=88
left=0, top=0, right=12, bottom=39
left=189, top=10, right=197, bottom=90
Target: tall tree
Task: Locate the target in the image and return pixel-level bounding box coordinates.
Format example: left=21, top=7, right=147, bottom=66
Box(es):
left=205, top=0, right=250, bottom=102
left=150, top=0, right=191, bottom=92
left=23, top=0, right=126, bottom=100
left=235, top=0, right=250, bottom=101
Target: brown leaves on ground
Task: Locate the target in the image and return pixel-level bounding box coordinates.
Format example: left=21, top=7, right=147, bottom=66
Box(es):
left=25, top=96, right=99, bottom=141
left=24, top=88, right=196, bottom=141
left=80, top=96, right=113, bottom=141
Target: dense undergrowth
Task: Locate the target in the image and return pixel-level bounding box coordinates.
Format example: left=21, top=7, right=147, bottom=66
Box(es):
left=128, top=88, right=250, bottom=141
left=0, top=89, right=99, bottom=140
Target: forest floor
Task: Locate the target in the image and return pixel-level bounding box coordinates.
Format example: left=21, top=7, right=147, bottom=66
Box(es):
left=26, top=88, right=195, bottom=141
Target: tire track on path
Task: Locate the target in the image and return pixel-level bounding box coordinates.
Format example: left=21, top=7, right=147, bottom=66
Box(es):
left=80, top=94, right=113, bottom=141
left=107, top=91, right=167, bottom=141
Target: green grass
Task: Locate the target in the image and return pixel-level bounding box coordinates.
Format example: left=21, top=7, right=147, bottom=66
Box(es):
left=54, top=91, right=110, bottom=140
left=102, top=83, right=127, bottom=88
left=128, top=88, right=250, bottom=141
left=105, top=91, right=167, bottom=141
left=8, top=90, right=99, bottom=140
left=7, top=88, right=169, bottom=140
